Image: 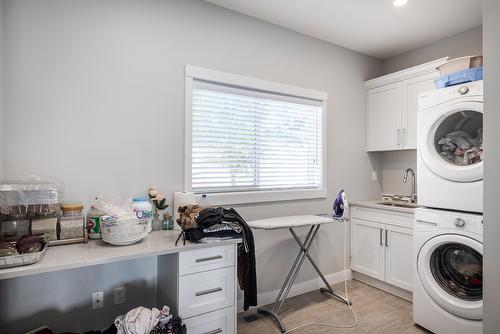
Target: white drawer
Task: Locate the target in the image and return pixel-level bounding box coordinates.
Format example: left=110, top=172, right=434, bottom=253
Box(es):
left=183, top=306, right=235, bottom=334
left=179, top=244, right=235, bottom=276
left=351, top=206, right=413, bottom=227
left=179, top=266, right=235, bottom=318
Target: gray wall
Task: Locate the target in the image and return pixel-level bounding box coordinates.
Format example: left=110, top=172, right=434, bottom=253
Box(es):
left=0, top=0, right=382, bottom=332
left=381, top=150, right=416, bottom=195
left=382, top=26, right=483, bottom=75
left=483, top=0, right=500, bottom=332
left=0, top=258, right=157, bottom=333
left=378, top=27, right=483, bottom=195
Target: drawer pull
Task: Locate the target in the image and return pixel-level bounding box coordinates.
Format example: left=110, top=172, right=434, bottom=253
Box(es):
left=202, top=329, right=222, bottom=334
left=196, top=255, right=223, bottom=263
left=195, top=287, right=223, bottom=296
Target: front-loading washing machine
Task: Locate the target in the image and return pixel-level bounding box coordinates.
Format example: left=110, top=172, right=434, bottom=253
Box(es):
left=418, top=80, right=483, bottom=213
left=414, top=207, right=483, bottom=334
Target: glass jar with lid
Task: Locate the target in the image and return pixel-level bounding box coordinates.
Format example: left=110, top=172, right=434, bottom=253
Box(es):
left=59, top=204, right=85, bottom=240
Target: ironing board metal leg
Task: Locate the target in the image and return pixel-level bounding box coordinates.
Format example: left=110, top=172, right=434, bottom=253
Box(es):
left=257, top=223, right=349, bottom=333
left=269, top=226, right=316, bottom=313
left=289, top=228, right=352, bottom=306
left=256, top=308, right=287, bottom=333
left=275, top=225, right=320, bottom=314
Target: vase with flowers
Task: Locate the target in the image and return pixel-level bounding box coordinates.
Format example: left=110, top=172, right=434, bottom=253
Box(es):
left=148, top=187, right=169, bottom=231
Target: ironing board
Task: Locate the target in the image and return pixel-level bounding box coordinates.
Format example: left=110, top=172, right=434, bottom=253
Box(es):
left=248, top=215, right=351, bottom=333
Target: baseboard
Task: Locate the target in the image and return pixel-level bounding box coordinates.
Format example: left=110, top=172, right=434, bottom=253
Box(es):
left=237, top=269, right=352, bottom=312
left=352, top=271, right=413, bottom=302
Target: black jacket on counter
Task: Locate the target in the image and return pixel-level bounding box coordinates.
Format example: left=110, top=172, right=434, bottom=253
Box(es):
left=196, top=207, right=257, bottom=311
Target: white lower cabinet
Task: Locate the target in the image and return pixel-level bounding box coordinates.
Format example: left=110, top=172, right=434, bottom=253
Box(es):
left=157, top=244, right=237, bottom=334
left=351, top=219, right=385, bottom=281
left=385, top=225, right=413, bottom=291
left=178, top=266, right=235, bottom=318
left=351, top=207, right=413, bottom=291
left=183, top=306, right=235, bottom=334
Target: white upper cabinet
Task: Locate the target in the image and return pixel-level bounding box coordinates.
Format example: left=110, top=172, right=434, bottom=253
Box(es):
left=367, top=83, right=402, bottom=151
left=401, top=73, right=438, bottom=149
left=366, top=58, right=448, bottom=152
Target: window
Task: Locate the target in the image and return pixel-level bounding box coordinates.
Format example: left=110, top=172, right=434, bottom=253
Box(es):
left=185, top=66, right=327, bottom=205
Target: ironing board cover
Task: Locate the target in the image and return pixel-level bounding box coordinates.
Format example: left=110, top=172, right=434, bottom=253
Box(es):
left=247, top=215, right=334, bottom=230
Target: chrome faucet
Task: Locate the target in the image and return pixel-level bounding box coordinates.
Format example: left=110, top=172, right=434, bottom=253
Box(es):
left=403, top=168, right=417, bottom=203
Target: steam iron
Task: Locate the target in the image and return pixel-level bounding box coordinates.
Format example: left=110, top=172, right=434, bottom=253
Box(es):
left=333, top=189, right=349, bottom=222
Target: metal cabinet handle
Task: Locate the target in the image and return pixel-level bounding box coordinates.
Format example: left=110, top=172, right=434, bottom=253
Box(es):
left=196, top=255, right=223, bottom=263
left=385, top=230, right=388, bottom=247
left=397, top=129, right=401, bottom=147
left=202, top=329, right=222, bottom=334
left=379, top=229, right=383, bottom=246
left=195, top=287, right=223, bottom=297
left=402, top=128, right=406, bottom=147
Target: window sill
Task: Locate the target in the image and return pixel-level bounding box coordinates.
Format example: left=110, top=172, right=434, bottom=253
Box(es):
left=193, top=189, right=327, bottom=206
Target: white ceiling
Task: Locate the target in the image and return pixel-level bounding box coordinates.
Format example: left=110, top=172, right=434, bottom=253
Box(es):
left=205, top=0, right=482, bottom=59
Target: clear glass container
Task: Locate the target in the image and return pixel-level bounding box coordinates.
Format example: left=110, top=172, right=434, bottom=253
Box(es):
left=60, top=204, right=84, bottom=240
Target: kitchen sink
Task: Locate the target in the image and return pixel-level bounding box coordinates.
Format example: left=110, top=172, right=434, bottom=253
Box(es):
left=376, top=201, right=419, bottom=209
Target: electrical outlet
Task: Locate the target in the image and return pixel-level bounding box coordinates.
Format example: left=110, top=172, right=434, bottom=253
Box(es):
left=92, top=291, right=104, bottom=309
left=372, top=170, right=378, bottom=182
left=114, top=286, right=126, bottom=304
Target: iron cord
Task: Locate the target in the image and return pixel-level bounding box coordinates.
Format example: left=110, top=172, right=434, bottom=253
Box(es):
left=284, top=216, right=358, bottom=333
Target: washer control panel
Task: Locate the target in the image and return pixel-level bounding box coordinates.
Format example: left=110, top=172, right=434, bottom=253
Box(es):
left=415, top=208, right=483, bottom=236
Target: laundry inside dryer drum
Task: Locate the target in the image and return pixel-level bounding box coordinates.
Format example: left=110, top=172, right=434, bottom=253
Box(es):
left=430, top=243, right=482, bottom=301
left=434, top=110, right=483, bottom=166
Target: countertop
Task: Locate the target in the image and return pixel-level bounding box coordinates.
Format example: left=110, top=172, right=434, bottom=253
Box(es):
left=350, top=200, right=418, bottom=214
left=0, top=230, right=241, bottom=280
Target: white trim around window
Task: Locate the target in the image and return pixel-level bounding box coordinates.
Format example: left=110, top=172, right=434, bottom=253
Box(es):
left=184, top=65, right=328, bottom=206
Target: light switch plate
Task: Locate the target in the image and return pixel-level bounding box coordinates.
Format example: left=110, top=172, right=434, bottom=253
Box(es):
left=372, top=170, right=378, bottom=182
left=114, top=286, right=126, bottom=304
left=92, top=291, right=104, bottom=309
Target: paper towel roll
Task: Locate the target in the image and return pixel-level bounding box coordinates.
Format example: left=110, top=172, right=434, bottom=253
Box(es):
left=173, top=192, right=196, bottom=230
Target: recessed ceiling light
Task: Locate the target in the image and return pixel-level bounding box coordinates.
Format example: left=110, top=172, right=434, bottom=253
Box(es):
left=393, top=0, right=408, bottom=7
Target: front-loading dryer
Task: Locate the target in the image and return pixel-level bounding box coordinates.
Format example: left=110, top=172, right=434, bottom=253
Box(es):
left=417, top=81, right=483, bottom=213
left=414, top=207, right=483, bottom=334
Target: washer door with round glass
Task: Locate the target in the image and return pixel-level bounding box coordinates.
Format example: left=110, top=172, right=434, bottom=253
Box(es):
left=417, top=234, right=482, bottom=320
left=420, top=101, right=483, bottom=182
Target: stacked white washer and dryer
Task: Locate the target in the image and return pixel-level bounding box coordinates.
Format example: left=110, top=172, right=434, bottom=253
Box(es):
left=414, top=80, right=483, bottom=334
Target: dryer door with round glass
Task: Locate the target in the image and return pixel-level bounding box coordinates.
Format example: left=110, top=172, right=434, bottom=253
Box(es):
left=417, top=234, right=482, bottom=320
left=420, top=101, right=483, bottom=182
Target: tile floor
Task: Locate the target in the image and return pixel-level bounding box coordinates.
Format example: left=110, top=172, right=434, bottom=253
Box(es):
left=238, top=280, right=432, bottom=334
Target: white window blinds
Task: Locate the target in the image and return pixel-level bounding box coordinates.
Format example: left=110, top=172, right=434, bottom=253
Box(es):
left=191, top=80, right=324, bottom=194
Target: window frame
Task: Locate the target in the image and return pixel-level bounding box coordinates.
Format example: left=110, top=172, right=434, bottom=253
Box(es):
left=185, top=65, right=327, bottom=205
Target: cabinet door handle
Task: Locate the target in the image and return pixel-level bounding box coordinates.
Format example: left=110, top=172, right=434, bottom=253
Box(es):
left=202, top=329, right=223, bottom=334
left=385, top=230, right=388, bottom=247
left=379, top=229, right=383, bottom=246
left=196, top=255, right=223, bottom=263
left=195, top=287, right=223, bottom=297
left=397, top=129, right=401, bottom=147
left=402, top=128, right=406, bottom=147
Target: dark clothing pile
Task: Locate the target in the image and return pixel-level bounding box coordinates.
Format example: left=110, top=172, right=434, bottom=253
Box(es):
left=176, top=206, right=257, bottom=311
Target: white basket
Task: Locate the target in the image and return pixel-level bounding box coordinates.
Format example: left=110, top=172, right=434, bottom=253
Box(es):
left=436, top=55, right=483, bottom=76
left=101, top=216, right=149, bottom=246
left=0, top=243, right=48, bottom=269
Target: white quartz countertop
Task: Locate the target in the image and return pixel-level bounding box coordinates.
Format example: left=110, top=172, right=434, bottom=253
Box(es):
left=0, top=231, right=241, bottom=280
left=350, top=200, right=417, bottom=214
